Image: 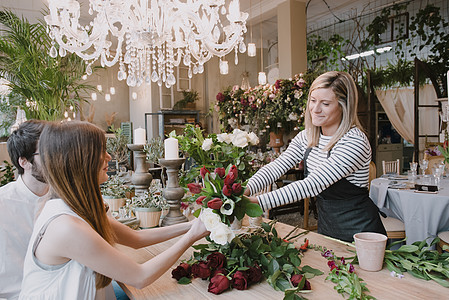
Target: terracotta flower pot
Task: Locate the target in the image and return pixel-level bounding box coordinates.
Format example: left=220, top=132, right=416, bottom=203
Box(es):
left=135, top=207, right=162, bottom=228
left=103, top=196, right=126, bottom=212
left=353, top=232, right=387, bottom=272
left=269, top=131, right=284, bottom=153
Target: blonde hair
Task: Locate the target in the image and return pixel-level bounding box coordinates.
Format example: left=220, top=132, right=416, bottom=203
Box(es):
left=39, top=121, right=115, bottom=289
left=305, top=71, right=362, bottom=151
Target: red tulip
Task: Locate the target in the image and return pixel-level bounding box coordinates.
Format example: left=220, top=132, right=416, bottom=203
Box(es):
left=214, top=167, right=226, bottom=178
left=200, top=166, right=210, bottom=179
left=222, top=185, right=232, bottom=197
left=228, top=165, right=238, bottom=179
left=232, top=183, right=243, bottom=195
left=207, top=198, right=223, bottom=210
left=224, top=172, right=236, bottom=186
left=187, top=183, right=202, bottom=194
left=196, top=195, right=207, bottom=205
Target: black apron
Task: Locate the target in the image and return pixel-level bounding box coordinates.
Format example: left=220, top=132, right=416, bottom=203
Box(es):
left=304, top=148, right=386, bottom=242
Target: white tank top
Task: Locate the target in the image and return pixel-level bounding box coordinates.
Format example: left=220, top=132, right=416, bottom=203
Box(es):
left=19, top=199, right=104, bottom=300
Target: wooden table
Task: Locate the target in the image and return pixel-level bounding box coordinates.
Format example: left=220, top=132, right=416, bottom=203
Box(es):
left=117, top=221, right=447, bottom=299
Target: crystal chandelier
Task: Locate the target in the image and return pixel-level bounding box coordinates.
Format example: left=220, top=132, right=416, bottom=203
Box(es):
left=45, top=0, right=248, bottom=88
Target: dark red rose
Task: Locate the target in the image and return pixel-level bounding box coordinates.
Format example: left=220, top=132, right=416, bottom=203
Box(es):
left=224, top=172, right=236, bottom=186
left=200, top=166, right=210, bottom=179
left=207, top=198, right=223, bottom=210
left=222, top=185, right=232, bottom=197
left=208, top=274, right=230, bottom=295
left=228, top=165, right=238, bottom=179
left=171, top=263, right=192, bottom=281
left=275, top=79, right=281, bottom=89
left=206, top=252, right=227, bottom=269
left=232, top=183, right=243, bottom=195
left=196, top=195, right=206, bottom=205
left=191, top=261, right=211, bottom=279
left=214, top=167, right=226, bottom=178
left=187, top=183, right=202, bottom=194
left=247, top=264, right=263, bottom=284
left=232, top=271, right=248, bottom=290
left=211, top=267, right=228, bottom=277
left=291, top=274, right=311, bottom=290
left=328, top=260, right=337, bottom=271
left=216, top=92, right=225, bottom=103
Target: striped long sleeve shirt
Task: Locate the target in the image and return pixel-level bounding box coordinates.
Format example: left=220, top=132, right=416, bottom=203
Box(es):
left=247, top=127, right=371, bottom=211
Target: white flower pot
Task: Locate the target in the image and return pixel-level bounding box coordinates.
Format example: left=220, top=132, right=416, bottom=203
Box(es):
left=135, top=207, right=162, bottom=228
left=103, top=196, right=126, bottom=212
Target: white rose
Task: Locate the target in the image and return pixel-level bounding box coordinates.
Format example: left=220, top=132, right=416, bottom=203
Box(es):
left=209, top=222, right=235, bottom=245
left=288, top=112, right=298, bottom=121
left=217, top=133, right=231, bottom=144
left=230, top=130, right=248, bottom=148
left=199, top=208, right=221, bottom=230
left=202, top=138, right=213, bottom=151
left=248, top=132, right=259, bottom=145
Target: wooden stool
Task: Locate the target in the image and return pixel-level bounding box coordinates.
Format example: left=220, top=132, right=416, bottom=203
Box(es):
left=381, top=216, right=406, bottom=239
left=303, top=197, right=317, bottom=231
left=437, top=231, right=449, bottom=253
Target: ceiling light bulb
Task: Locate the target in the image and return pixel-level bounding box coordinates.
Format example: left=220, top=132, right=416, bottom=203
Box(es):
left=247, top=43, right=256, bottom=57
left=258, top=72, right=267, bottom=85
left=97, top=84, right=103, bottom=92
left=110, top=86, right=116, bottom=95
left=91, top=92, right=97, bottom=101
left=105, top=93, right=111, bottom=101
left=219, top=60, right=229, bottom=75
left=132, top=92, right=138, bottom=100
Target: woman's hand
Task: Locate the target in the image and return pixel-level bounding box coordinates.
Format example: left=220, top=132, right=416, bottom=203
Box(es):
left=186, top=218, right=209, bottom=242
left=243, top=188, right=250, bottom=196
left=247, top=196, right=259, bottom=204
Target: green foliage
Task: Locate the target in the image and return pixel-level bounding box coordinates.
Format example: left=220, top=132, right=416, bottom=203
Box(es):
left=189, top=221, right=321, bottom=299
left=131, top=182, right=166, bottom=209
left=143, top=137, right=164, bottom=163
left=307, top=34, right=347, bottom=72
left=310, top=244, right=374, bottom=299
left=384, top=237, right=449, bottom=287
left=100, top=175, right=132, bottom=198
left=0, top=94, right=20, bottom=136
left=0, top=10, right=96, bottom=121
left=106, top=126, right=130, bottom=170
left=0, top=160, right=15, bottom=186
left=173, top=90, right=199, bottom=110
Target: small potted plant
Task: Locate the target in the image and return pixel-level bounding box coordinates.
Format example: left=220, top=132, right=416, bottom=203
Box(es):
left=144, top=137, right=165, bottom=185
left=132, top=180, right=167, bottom=228
left=106, top=126, right=130, bottom=173
left=173, top=89, right=199, bottom=110
left=101, top=175, right=132, bottom=212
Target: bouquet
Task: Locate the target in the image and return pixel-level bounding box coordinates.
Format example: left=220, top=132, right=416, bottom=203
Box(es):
left=187, top=164, right=263, bottom=245
left=172, top=221, right=322, bottom=298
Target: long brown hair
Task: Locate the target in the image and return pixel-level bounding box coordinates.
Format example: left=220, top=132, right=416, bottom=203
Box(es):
left=39, top=121, right=115, bottom=289
left=305, top=71, right=362, bottom=151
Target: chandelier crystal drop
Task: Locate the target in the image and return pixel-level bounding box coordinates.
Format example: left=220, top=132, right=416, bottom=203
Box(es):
left=45, top=0, right=248, bottom=88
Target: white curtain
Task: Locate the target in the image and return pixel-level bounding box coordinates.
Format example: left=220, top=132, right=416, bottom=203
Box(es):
left=375, top=85, right=438, bottom=145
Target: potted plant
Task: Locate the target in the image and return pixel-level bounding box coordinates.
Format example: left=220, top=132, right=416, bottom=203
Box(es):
left=106, top=126, right=130, bottom=173
left=101, top=175, right=132, bottom=212
left=143, top=137, right=165, bottom=185
left=132, top=180, right=167, bottom=228
left=173, top=89, right=199, bottom=110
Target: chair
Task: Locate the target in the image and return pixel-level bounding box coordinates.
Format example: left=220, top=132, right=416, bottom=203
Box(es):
left=437, top=231, right=449, bottom=253
left=381, top=215, right=406, bottom=239
left=372, top=161, right=406, bottom=239
left=382, top=159, right=400, bottom=175
left=426, top=156, right=446, bottom=175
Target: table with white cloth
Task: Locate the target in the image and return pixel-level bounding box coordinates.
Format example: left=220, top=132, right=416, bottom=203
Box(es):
left=369, top=177, right=449, bottom=245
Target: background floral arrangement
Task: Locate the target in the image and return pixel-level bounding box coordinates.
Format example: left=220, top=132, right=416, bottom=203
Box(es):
left=171, top=124, right=259, bottom=184
left=172, top=221, right=322, bottom=299
left=215, top=73, right=309, bottom=135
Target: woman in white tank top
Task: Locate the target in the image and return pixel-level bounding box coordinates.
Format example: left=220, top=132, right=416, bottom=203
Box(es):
left=20, top=121, right=208, bottom=299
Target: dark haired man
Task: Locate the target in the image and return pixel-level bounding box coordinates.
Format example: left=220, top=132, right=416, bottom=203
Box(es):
left=0, top=120, right=48, bottom=299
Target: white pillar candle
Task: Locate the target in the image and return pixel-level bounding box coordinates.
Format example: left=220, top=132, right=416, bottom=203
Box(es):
left=164, top=137, right=179, bottom=159
left=134, top=127, right=146, bottom=144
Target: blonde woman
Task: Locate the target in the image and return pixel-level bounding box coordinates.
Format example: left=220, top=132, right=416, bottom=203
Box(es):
left=20, top=121, right=208, bottom=299
left=246, top=71, right=386, bottom=242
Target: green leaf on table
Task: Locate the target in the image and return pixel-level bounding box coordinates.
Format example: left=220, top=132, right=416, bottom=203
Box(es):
left=268, top=259, right=280, bottom=275
left=193, top=208, right=201, bottom=218
left=289, top=253, right=302, bottom=267
left=397, top=245, right=419, bottom=253
left=262, top=222, right=272, bottom=232
left=275, top=277, right=292, bottom=291
left=177, top=277, right=192, bottom=284
left=282, top=264, right=294, bottom=274
left=301, top=265, right=324, bottom=277
left=427, top=272, right=449, bottom=287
